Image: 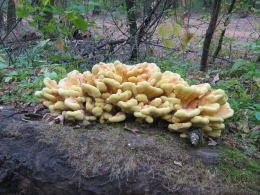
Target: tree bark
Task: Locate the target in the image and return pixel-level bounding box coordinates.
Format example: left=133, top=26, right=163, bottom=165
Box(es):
left=93, top=5, right=101, bottom=15
left=212, top=0, right=236, bottom=62
left=126, top=0, right=138, bottom=60
left=7, top=0, right=16, bottom=33
left=200, top=0, right=222, bottom=71
left=203, top=0, right=213, bottom=10
left=0, top=9, right=3, bottom=29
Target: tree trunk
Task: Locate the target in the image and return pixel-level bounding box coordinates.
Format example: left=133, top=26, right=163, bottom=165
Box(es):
left=200, top=0, right=222, bottom=71
left=0, top=9, right=4, bottom=29
left=7, top=0, right=16, bottom=33
left=143, top=0, right=154, bottom=17
left=212, top=0, right=236, bottom=62
left=203, top=0, right=213, bottom=10
left=93, top=5, right=101, bottom=15
left=126, top=0, right=138, bottom=60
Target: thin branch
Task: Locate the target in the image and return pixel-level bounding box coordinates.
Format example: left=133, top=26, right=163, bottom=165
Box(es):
left=2, top=18, right=22, bottom=41
left=109, top=12, right=129, bottom=38
left=212, top=0, right=236, bottom=62
left=82, top=39, right=126, bottom=56
left=0, top=0, right=6, bottom=9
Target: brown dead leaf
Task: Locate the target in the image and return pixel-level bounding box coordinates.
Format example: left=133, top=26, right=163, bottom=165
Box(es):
left=54, top=39, right=65, bottom=52
left=212, top=73, right=220, bottom=84
left=33, top=103, right=45, bottom=113
left=42, top=113, right=59, bottom=122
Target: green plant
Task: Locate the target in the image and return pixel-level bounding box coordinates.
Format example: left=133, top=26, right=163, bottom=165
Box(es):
left=16, top=0, right=97, bottom=39
left=0, top=40, right=72, bottom=102
left=230, top=59, right=260, bottom=81
left=157, top=56, right=197, bottom=79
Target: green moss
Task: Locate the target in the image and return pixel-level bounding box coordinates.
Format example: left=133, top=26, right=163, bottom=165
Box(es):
left=155, top=134, right=163, bottom=143
left=218, top=145, right=260, bottom=191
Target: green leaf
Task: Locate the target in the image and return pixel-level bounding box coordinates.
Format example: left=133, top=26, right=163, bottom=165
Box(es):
left=16, top=8, right=30, bottom=18
left=230, top=80, right=237, bottom=85
left=172, top=24, right=182, bottom=37
left=158, top=23, right=173, bottom=39
left=0, top=63, right=8, bottom=70
left=163, top=39, right=175, bottom=49
left=41, top=0, right=50, bottom=6
left=9, top=71, right=18, bottom=76
left=0, top=57, right=5, bottom=63
left=257, top=81, right=260, bottom=89
left=4, top=77, right=12, bottom=83
left=72, top=16, right=87, bottom=31
left=44, top=71, right=58, bottom=80
left=231, top=59, right=250, bottom=72
left=39, top=39, right=50, bottom=48
left=249, top=130, right=260, bottom=138
left=182, top=32, right=195, bottom=45
left=53, top=66, right=66, bottom=73
left=95, top=36, right=104, bottom=41
left=256, top=112, right=260, bottom=120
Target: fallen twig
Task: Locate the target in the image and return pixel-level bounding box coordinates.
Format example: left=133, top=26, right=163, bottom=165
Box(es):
left=124, top=124, right=141, bottom=135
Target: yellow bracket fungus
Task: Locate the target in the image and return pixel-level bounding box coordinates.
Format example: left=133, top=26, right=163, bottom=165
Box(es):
left=35, top=61, right=234, bottom=138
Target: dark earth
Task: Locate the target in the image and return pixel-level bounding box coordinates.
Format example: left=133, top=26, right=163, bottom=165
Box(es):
left=0, top=105, right=243, bottom=195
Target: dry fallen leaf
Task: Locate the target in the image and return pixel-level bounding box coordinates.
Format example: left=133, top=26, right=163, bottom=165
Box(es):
left=33, top=103, right=45, bottom=113
left=212, top=73, right=220, bottom=84
left=54, top=39, right=65, bottom=52
left=42, top=113, right=59, bottom=122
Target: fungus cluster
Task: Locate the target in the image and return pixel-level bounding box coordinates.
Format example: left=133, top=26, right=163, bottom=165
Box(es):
left=35, top=61, right=233, bottom=138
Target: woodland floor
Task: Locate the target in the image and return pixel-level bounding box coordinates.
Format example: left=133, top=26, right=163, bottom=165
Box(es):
left=0, top=12, right=259, bottom=195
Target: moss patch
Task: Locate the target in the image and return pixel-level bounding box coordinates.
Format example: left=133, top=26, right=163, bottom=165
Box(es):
left=34, top=121, right=242, bottom=193
left=218, top=145, right=260, bottom=193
